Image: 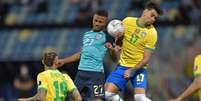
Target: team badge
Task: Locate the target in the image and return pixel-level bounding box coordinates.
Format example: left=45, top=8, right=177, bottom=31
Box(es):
left=96, top=34, right=102, bottom=39
left=134, top=29, right=140, bottom=34
left=140, top=32, right=146, bottom=38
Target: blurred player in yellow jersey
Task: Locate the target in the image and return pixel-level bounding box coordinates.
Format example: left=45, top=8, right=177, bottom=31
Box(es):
left=105, top=1, right=163, bottom=101
left=18, top=49, right=81, bottom=101
left=169, top=55, right=201, bottom=101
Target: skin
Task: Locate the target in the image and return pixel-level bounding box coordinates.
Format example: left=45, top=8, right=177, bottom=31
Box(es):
left=168, top=76, right=201, bottom=101
left=18, top=56, right=82, bottom=101
left=105, top=8, right=160, bottom=97
left=57, top=14, right=108, bottom=101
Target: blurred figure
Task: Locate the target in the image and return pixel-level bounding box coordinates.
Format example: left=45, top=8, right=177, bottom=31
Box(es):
left=169, top=54, right=201, bottom=101
left=18, top=49, right=81, bottom=101
left=14, top=64, right=35, bottom=98
left=105, top=1, right=163, bottom=101
left=57, top=10, right=115, bottom=101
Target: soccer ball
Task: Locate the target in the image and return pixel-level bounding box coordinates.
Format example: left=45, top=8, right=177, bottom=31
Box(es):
left=107, top=19, right=124, bottom=38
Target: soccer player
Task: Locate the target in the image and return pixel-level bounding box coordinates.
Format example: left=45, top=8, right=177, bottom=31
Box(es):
left=169, top=54, right=201, bottom=101
left=18, top=49, right=81, bottom=101
left=57, top=10, right=114, bottom=101
left=104, top=1, right=163, bottom=101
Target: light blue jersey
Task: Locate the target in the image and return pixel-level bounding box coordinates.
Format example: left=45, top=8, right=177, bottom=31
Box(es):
left=78, top=30, right=107, bottom=72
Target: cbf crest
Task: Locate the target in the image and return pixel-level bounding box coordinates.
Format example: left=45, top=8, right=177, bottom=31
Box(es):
left=140, top=32, right=147, bottom=38
left=96, top=34, right=102, bottom=40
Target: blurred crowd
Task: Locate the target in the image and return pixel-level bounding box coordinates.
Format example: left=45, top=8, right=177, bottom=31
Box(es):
left=0, top=0, right=201, bottom=101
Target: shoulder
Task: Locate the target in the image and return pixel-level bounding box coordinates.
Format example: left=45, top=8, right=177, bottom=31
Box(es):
left=123, top=17, right=137, bottom=22
left=84, top=30, right=93, bottom=35
left=147, top=26, right=157, bottom=37
left=122, top=17, right=137, bottom=24
left=62, top=73, right=70, bottom=79
left=37, top=71, right=48, bottom=78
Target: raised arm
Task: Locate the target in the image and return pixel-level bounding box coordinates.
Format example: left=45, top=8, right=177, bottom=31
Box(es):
left=105, top=36, right=123, bottom=62
left=57, top=52, right=81, bottom=67
left=61, top=52, right=80, bottom=64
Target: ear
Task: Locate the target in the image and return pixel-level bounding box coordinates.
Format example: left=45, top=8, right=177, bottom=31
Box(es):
left=42, top=60, right=44, bottom=65
left=54, top=56, right=58, bottom=64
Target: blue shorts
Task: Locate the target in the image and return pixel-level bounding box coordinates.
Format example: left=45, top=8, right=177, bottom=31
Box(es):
left=106, top=65, right=148, bottom=91
left=74, top=70, right=105, bottom=100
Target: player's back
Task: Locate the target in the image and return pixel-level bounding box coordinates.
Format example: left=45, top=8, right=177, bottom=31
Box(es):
left=37, top=69, right=69, bottom=101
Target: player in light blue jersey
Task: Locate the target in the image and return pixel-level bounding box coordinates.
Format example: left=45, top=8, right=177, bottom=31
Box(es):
left=57, top=10, right=115, bottom=101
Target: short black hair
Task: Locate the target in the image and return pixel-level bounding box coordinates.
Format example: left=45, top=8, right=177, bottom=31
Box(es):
left=145, top=1, right=163, bottom=15
left=42, top=48, right=57, bottom=67
left=95, top=9, right=108, bottom=17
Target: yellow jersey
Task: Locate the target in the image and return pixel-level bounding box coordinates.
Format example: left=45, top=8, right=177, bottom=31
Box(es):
left=37, top=69, right=76, bottom=101
left=193, top=55, right=201, bottom=100
left=119, top=17, right=157, bottom=68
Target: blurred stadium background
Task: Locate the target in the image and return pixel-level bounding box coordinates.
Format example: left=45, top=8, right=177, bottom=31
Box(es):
left=0, top=0, right=201, bottom=101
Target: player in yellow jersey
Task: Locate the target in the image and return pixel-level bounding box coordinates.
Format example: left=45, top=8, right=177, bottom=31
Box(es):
left=169, top=55, right=201, bottom=101
left=105, top=1, right=163, bottom=101
left=18, top=49, right=81, bottom=101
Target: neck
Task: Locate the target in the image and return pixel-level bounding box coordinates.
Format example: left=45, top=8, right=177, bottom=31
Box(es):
left=44, top=65, right=55, bottom=70
left=138, top=17, right=146, bottom=27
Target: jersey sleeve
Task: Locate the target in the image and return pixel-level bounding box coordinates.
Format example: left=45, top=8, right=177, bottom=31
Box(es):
left=37, top=73, right=48, bottom=90
left=193, top=55, right=201, bottom=77
left=63, top=74, right=76, bottom=92
left=144, top=28, right=158, bottom=52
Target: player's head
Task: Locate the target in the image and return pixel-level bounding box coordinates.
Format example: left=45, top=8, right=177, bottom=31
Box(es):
left=141, top=1, right=163, bottom=25
left=92, top=9, right=108, bottom=32
left=42, top=48, right=58, bottom=68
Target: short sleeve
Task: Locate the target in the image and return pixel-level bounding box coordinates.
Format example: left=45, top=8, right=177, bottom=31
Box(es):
left=37, top=73, right=48, bottom=90
left=193, top=55, right=201, bottom=77
left=63, top=74, right=76, bottom=92
left=144, top=28, right=157, bottom=52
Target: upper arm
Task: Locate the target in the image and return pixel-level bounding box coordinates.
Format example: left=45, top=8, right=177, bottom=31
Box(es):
left=194, top=76, right=201, bottom=88
left=64, top=74, right=76, bottom=92
left=35, top=88, right=47, bottom=101
left=143, top=49, right=153, bottom=60
left=63, top=74, right=81, bottom=100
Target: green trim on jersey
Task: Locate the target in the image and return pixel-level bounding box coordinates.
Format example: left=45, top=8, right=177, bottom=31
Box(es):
left=38, top=86, right=47, bottom=91
left=145, top=47, right=155, bottom=52
left=136, top=19, right=145, bottom=28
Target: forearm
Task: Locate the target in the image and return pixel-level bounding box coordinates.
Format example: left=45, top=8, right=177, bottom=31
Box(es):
left=18, top=94, right=45, bottom=101
left=108, top=47, right=120, bottom=62
left=134, top=57, right=150, bottom=70
left=179, top=79, right=201, bottom=100
left=69, top=89, right=82, bottom=101
left=63, top=52, right=80, bottom=64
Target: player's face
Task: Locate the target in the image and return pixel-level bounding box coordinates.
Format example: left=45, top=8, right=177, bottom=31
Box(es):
left=142, top=9, right=159, bottom=25
left=92, top=14, right=107, bottom=31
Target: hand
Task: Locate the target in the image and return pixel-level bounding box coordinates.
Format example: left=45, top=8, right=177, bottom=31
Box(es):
left=124, top=68, right=135, bottom=79
left=105, top=42, right=113, bottom=49
left=55, top=59, right=65, bottom=68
